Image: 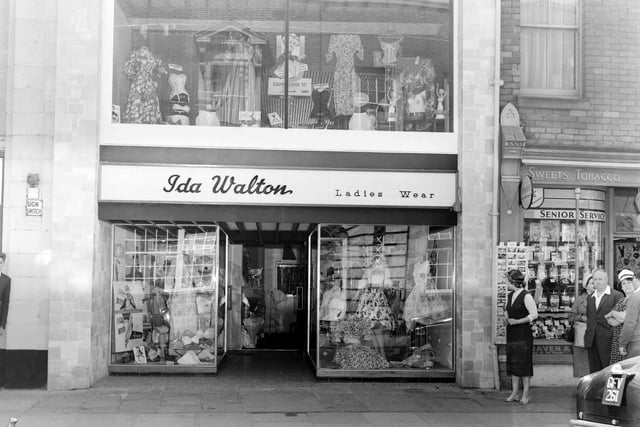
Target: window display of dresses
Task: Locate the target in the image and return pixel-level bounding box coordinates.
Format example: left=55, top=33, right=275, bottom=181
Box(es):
left=122, top=46, right=168, bottom=124
left=506, top=289, right=534, bottom=377
left=325, top=34, right=364, bottom=116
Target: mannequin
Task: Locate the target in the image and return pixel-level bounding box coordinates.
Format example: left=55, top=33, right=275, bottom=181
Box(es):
left=122, top=46, right=167, bottom=124
left=355, top=255, right=395, bottom=357
left=403, top=258, right=448, bottom=330
left=378, top=34, right=403, bottom=65
left=319, top=280, right=346, bottom=322
left=167, top=70, right=190, bottom=125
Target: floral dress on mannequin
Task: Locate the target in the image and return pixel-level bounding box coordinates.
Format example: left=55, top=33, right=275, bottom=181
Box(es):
left=122, top=46, right=168, bottom=124
left=325, top=34, right=364, bottom=116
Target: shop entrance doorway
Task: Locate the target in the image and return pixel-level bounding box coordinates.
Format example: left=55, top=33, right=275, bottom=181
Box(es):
left=223, top=222, right=314, bottom=353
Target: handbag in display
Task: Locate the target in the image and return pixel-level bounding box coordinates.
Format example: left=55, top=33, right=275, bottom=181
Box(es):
left=574, top=321, right=587, bottom=348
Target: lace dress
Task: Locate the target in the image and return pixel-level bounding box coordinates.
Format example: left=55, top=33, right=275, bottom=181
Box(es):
left=122, top=47, right=167, bottom=124
left=325, top=34, right=364, bottom=116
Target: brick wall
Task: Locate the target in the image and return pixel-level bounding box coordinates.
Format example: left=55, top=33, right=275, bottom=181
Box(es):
left=500, top=0, right=640, bottom=154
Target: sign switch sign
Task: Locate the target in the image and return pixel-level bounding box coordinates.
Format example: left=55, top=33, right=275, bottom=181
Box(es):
left=26, top=199, right=43, bottom=216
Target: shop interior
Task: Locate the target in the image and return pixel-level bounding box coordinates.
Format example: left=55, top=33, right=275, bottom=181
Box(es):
left=109, top=220, right=456, bottom=377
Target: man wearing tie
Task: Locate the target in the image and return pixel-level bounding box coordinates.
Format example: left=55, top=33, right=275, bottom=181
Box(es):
left=584, top=269, right=624, bottom=373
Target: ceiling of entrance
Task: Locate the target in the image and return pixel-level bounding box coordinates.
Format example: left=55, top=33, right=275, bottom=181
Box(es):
left=118, top=220, right=316, bottom=245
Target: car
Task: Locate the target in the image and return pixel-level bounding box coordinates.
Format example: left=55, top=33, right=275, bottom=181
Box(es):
left=570, top=355, right=640, bottom=426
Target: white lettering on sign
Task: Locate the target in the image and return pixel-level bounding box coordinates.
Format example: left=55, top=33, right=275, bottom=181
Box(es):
left=533, top=209, right=605, bottom=222
left=575, top=169, right=621, bottom=182
left=99, top=165, right=457, bottom=208
left=528, top=168, right=570, bottom=181
left=527, top=166, right=622, bottom=184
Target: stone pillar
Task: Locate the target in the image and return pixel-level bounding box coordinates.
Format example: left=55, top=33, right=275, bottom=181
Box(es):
left=457, top=0, right=498, bottom=388
left=1, top=0, right=56, bottom=388
left=47, top=0, right=102, bottom=390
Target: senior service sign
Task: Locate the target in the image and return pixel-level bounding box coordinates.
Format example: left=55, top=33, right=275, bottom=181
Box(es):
left=99, top=164, right=456, bottom=208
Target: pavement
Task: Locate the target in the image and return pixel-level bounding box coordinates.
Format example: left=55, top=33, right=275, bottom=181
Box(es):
left=0, top=377, right=577, bottom=427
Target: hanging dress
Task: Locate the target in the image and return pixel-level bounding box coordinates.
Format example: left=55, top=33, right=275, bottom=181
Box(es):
left=325, top=34, right=364, bottom=116
left=122, top=47, right=167, bottom=124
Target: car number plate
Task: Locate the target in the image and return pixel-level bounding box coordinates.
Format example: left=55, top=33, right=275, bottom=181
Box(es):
left=602, top=373, right=628, bottom=407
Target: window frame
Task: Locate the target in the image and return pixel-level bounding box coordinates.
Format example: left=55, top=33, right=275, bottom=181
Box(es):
left=100, top=0, right=458, bottom=154
left=519, top=0, right=582, bottom=99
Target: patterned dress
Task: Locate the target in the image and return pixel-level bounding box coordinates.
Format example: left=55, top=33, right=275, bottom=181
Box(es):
left=610, top=297, right=629, bottom=364
left=506, top=290, right=534, bottom=377
left=325, top=34, right=364, bottom=116
left=356, top=288, right=395, bottom=330
left=122, top=47, right=167, bottom=124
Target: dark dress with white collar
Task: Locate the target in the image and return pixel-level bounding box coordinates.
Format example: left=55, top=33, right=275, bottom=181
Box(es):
left=506, top=290, right=534, bottom=377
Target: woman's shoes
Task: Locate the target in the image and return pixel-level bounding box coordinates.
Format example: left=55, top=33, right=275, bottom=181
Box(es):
left=505, top=393, right=519, bottom=402
left=519, top=395, right=530, bottom=405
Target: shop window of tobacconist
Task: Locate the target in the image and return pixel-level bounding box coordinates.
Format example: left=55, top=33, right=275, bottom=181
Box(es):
left=111, top=0, right=453, bottom=132
left=522, top=189, right=606, bottom=342
left=314, top=224, right=455, bottom=373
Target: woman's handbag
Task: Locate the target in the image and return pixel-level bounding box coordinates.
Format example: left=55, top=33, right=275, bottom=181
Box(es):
left=574, top=321, right=587, bottom=348
left=565, top=325, right=575, bottom=342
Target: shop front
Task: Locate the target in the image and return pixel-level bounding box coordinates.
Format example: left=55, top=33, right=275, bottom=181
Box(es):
left=497, top=159, right=640, bottom=384
left=98, top=162, right=458, bottom=378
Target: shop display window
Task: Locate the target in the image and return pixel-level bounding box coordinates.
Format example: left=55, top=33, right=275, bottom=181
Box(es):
left=111, top=0, right=453, bottom=133
left=110, top=223, right=227, bottom=371
left=614, top=188, right=640, bottom=234
left=524, top=218, right=604, bottom=299
left=314, top=224, right=455, bottom=374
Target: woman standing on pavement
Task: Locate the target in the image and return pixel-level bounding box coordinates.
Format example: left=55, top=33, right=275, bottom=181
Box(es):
left=504, top=269, right=538, bottom=405
left=569, top=274, right=594, bottom=377
left=606, top=269, right=635, bottom=364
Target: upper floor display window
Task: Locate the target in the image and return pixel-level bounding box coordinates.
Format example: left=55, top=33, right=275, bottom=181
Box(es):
left=110, top=0, right=454, bottom=137
left=520, top=0, right=581, bottom=98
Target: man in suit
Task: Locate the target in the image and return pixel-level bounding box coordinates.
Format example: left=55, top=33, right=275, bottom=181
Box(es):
left=584, top=269, right=624, bottom=373
left=0, top=252, right=10, bottom=337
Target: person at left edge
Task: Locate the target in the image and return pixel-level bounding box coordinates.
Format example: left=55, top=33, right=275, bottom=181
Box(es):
left=0, top=253, right=11, bottom=337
